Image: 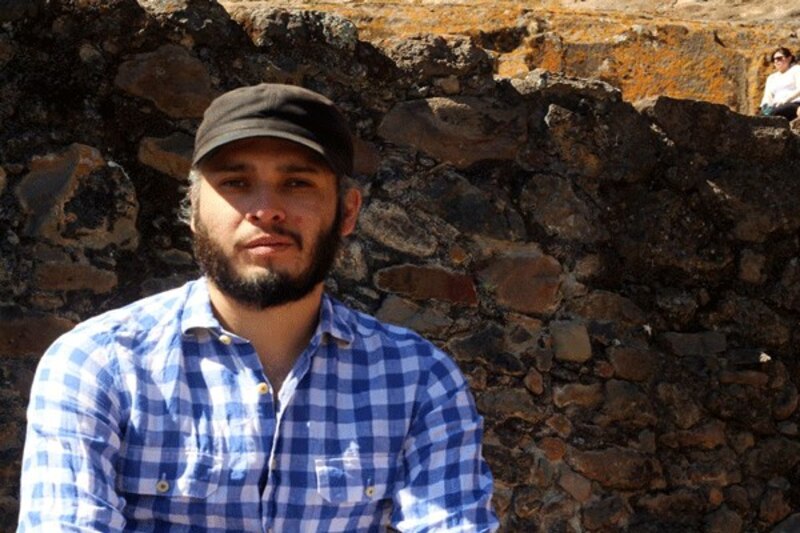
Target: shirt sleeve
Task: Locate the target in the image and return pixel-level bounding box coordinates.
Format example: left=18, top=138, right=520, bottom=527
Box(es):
left=392, top=352, right=498, bottom=532
left=17, top=329, right=127, bottom=532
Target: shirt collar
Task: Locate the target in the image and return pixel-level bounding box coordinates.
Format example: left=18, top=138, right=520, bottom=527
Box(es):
left=179, top=277, right=355, bottom=346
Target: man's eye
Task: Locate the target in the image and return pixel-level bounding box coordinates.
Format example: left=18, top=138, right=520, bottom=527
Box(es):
left=286, top=178, right=312, bottom=188
left=220, top=178, right=247, bottom=189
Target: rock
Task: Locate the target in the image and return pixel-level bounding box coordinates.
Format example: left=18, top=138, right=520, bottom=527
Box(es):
left=773, top=384, right=799, bottom=420
left=539, top=100, right=658, bottom=182
left=138, top=0, right=249, bottom=47
left=511, top=485, right=542, bottom=519
left=476, top=388, right=545, bottom=424
left=705, top=505, right=742, bottom=533
left=512, top=69, right=622, bottom=102
left=378, top=96, right=526, bottom=168
left=417, top=168, right=526, bottom=241
left=659, top=331, right=726, bottom=357
left=596, top=379, right=657, bottom=427
left=478, top=251, right=562, bottom=316
left=608, top=345, right=659, bottom=382
left=718, top=370, right=769, bottom=387
left=550, top=320, right=592, bottom=363
left=0, top=314, right=76, bottom=357
left=0, top=166, right=5, bottom=194
left=743, top=438, right=800, bottom=478
left=374, top=295, right=452, bottom=337
left=635, top=488, right=707, bottom=521
left=14, top=144, right=139, bottom=250
left=552, top=383, right=603, bottom=409
left=582, top=495, right=628, bottom=530
left=704, top=295, right=790, bottom=348
left=333, top=240, right=368, bottom=282
left=359, top=200, right=438, bottom=256
left=34, top=261, right=117, bottom=294
left=558, top=467, right=592, bottom=502
left=567, top=290, right=646, bottom=325
left=546, top=414, right=573, bottom=438
left=115, top=44, right=215, bottom=118
left=523, top=369, right=544, bottom=395
left=539, top=437, right=566, bottom=461
left=0, top=0, right=46, bottom=22
left=772, top=513, right=800, bottom=533
left=155, top=249, right=194, bottom=266
left=759, top=488, right=791, bottom=525
left=519, top=173, right=607, bottom=242
left=568, top=446, right=662, bottom=490
left=639, top=96, right=793, bottom=162
left=659, top=420, right=727, bottom=450
left=739, top=250, right=766, bottom=284
left=374, top=264, right=477, bottom=306
left=381, top=33, right=493, bottom=81
left=138, top=132, right=193, bottom=180
left=232, top=8, right=359, bottom=53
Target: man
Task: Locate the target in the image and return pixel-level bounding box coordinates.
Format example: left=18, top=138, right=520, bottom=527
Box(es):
left=18, top=83, right=498, bottom=532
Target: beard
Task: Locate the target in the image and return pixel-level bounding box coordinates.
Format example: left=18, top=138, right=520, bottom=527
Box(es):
left=192, top=208, right=342, bottom=309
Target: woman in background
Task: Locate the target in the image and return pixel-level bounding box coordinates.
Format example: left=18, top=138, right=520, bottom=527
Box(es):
left=760, top=47, right=800, bottom=120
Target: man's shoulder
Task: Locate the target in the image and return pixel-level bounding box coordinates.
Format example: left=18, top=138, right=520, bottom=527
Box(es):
left=56, top=279, right=199, bottom=348
left=327, top=296, right=454, bottom=365
left=330, top=297, right=431, bottom=343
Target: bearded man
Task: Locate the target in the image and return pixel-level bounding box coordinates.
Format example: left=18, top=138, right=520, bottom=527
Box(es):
left=18, top=84, right=498, bottom=532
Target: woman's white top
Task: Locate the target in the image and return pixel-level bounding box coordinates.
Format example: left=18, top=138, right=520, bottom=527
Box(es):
left=761, top=64, right=800, bottom=106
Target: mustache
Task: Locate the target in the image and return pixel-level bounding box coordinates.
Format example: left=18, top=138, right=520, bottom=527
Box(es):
left=242, top=224, right=303, bottom=249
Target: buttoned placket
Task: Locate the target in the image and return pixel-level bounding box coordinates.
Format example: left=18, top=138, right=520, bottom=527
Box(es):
left=259, top=332, right=325, bottom=533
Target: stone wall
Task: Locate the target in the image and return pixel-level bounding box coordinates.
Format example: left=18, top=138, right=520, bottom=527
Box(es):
left=225, top=0, right=800, bottom=115
left=2, top=1, right=800, bottom=531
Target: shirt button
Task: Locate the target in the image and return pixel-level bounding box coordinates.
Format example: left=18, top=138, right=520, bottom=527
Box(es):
left=257, top=382, right=270, bottom=395
left=219, top=334, right=232, bottom=345
left=155, top=480, right=170, bottom=493
left=364, top=485, right=375, bottom=497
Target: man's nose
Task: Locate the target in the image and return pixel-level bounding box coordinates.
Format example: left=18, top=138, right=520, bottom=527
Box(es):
left=245, top=188, right=286, bottom=224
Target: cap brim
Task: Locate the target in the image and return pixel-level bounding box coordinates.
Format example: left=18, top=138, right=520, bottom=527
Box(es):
left=192, top=127, right=330, bottom=169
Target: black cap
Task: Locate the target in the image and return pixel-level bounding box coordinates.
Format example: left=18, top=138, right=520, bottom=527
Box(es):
left=193, top=83, right=354, bottom=177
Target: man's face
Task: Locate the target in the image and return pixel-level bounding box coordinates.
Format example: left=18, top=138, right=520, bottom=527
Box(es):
left=191, top=137, right=361, bottom=309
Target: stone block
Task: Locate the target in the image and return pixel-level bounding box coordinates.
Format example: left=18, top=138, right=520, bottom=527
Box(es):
left=378, top=96, right=525, bottom=168
left=115, top=44, right=215, bottom=118
left=138, top=132, right=193, bottom=181
left=553, top=383, right=603, bottom=409
left=659, top=420, right=727, bottom=450
left=476, top=388, right=545, bottom=424
left=550, top=321, right=592, bottom=363
left=659, top=331, right=726, bottom=357
left=718, top=370, right=769, bottom=387
left=0, top=314, right=76, bottom=357
left=523, top=369, right=544, bottom=395
left=558, top=467, right=592, bottom=502
left=608, top=345, right=659, bottom=382
left=15, top=144, right=139, bottom=250
left=34, top=261, right=117, bottom=294
left=568, top=446, right=662, bottom=490
left=359, top=200, right=438, bottom=256
left=596, top=379, right=656, bottom=427
left=374, top=295, right=452, bottom=337
left=478, top=251, right=562, bottom=316
left=375, top=264, right=477, bottom=305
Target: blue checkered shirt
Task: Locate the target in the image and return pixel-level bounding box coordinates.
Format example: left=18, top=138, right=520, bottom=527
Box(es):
left=18, top=278, right=497, bottom=532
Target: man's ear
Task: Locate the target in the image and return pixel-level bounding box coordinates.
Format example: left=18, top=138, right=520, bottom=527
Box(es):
left=339, top=187, right=362, bottom=237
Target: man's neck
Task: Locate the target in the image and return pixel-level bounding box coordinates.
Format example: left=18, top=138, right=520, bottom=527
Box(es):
left=206, top=280, right=324, bottom=393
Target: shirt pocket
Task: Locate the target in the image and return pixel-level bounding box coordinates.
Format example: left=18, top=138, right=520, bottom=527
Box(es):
left=314, top=453, right=393, bottom=504
left=118, top=446, right=223, bottom=499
